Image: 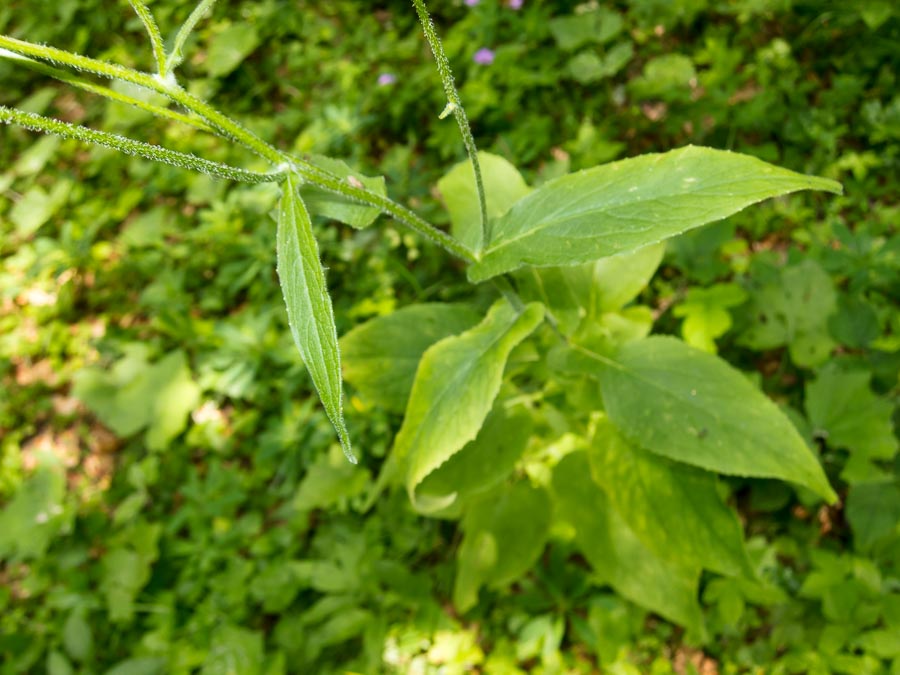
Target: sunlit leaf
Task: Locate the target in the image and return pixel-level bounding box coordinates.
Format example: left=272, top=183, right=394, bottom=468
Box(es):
left=277, top=174, right=354, bottom=462
left=468, top=146, right=841, bottom=282
left=340, top=303, right=481, bottom=412
left=594, top=336, right=836, bottom=502
left=394, top=300, right=544, bottom=510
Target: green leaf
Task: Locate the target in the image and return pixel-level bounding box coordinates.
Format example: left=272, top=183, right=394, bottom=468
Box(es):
left=63, top=608, right=93, bottom=662
left=845, top=480, right=900, bottom=552
left=453, top=481, right=551, bottom=613
left=72, top=347, right=200, bottom=451
left=468, top=146, right=841, bottom=282
left=437, top=151, right=530, bottom=252
left=206, top=23, right=260, bottom=78
left=805, top=368, right=897, bottom=483
left=416, top=403, right=534, bottom=515
left=515, top=243, right=664, bottom=335
left=293, top=450, right=371, bottom=512
left=394, top=300, right=544, bottom=510
left=202, top=626, right=265, bottom=675
left=738, top=259, right=837, bottom=367
left=593, top=336, right=836, bottom=502
left=101, top=523, right=161, bottom=623
left=672, top=283, right=748, bottom=353
left=103, top=658, right=166, bottom=675
left=300, top=154, right=386, bottom=229
left=552, top=452, right=704, bottom=634
left=340, top=303, right=481, bottom=413
left=587, top=416, right=754, bottom=578
left=277, top=174, right=354, bottom=463
left=549, top=7, right=624, bottom=51
left=0, top=459, right=65, bottom=561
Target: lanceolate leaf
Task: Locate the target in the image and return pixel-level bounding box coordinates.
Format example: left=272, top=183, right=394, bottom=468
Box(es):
left=394, top=300, right=544, bottom=510
left=552, top=452, right=704, bottom=635
left=468, top=145, right=842, bottom=282
left=340, top=303, right=481, bottom=413
left=276, top=174, right=355, bottom=463
left=588, top=416, right=754, bottom=578
left=593, top=336, right=836, bottom=502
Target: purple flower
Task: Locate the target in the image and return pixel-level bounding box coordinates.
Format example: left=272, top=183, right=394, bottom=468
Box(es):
left=377, top=73, right=397, bottom=86
left=473, top=48, right=495, bottom=65
left=508, top=0, right=523, bottom=8
left=465, top=0, right=480, bottom=5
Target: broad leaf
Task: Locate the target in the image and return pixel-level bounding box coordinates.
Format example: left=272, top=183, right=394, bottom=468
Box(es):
left=301, top=154, right=386, bottom=229
left=437, top=151, right=530, bottom=252
left=393, top=300, right=544, bottom=510
left=340, top=303, right=481, bottom=413
left=552, top=452, right=704, bottom=634
left=454, top=481, right=551, bottom=612
left=468, top=146, right=841, bottom=282
left=588, top=416, right=754, bottom=578
left=277, top=174, right=354, bottom=463
left=594, top=336, right=836, bottom=502
left=416, top=403, right=534, bottom=515
left=806, top=368, right=897, bottom=484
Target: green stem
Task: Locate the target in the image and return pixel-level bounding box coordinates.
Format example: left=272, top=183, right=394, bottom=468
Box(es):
left=128, top=0, right=167, bottom=75
left=0, top=106, right=285, bottom=185
left=0, top=49, right=211, bottom=131
left=411, top=0, right=490, bottom=251
left=0, top=33, right=476, bottom=263
left=165, top=0, right=220, bottom=76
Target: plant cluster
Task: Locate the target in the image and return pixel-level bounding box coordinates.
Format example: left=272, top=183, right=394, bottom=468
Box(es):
left=0, top=1, right=897, bottom=673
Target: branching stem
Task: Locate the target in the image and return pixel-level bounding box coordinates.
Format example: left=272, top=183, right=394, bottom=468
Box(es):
left=127, top=0, right=167, bottom=75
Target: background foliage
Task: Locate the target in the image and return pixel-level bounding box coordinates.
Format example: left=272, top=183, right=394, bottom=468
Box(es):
left=1, top=1, right=898, bottom=673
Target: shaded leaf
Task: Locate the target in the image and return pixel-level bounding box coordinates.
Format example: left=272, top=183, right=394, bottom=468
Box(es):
left=806, top=368, right=897, bottom=483
left=340, top=303, right=481, bottom=412
left=588, top=416, right=754, bottom=578
left=468, top=146, right=841, bottom=282
left=206, top=23, right=259, bottom=78
left=552, top=452, right=704, bottom=634
left=454, top=481, right=551, bottom=612
left=417, top=403, right=533, bottom=514
left=845, top=480, right=900, bottom=552
left=594, top=336, right=836, bottom=501
left=394, top=300, right=544, bottom=510
left=277, top=174, right=354, bottom=462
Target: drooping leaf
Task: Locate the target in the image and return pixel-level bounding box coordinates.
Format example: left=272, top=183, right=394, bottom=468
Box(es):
left=276, top=174, right=354, bottom=463
left=468, top=146, right=841, bottom=282
left=588, top=416, right=754, bottom=578
left=552, top=452, right=704, bottom=634
left=806, top=368, right=897, bottom=484
left=454, top=481, right=551, bottom=613
left=593, top=336, right=836, bottom=502
left=301, top=154, right=386, bottom=229
left=340, top=303, right=481, bottom=413
left=437, top=151, right=530, bottom=252
left=416, top=403, right=534, bottom=514
left=394, top=300, right=544, bottom=510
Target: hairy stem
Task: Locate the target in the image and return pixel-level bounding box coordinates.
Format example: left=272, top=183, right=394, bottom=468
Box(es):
left=0, top=106, right=285, bottom=184
left=128, top=0, right=167, bottom=75
left=0, top=33, right=476, bottom=263
left=411, top=0, right=490, bottom=252
left=166, top=0, right=220, bottom=76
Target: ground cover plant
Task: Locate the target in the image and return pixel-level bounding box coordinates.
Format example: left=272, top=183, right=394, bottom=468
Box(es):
left=1, top=1, right=898, bottom=673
